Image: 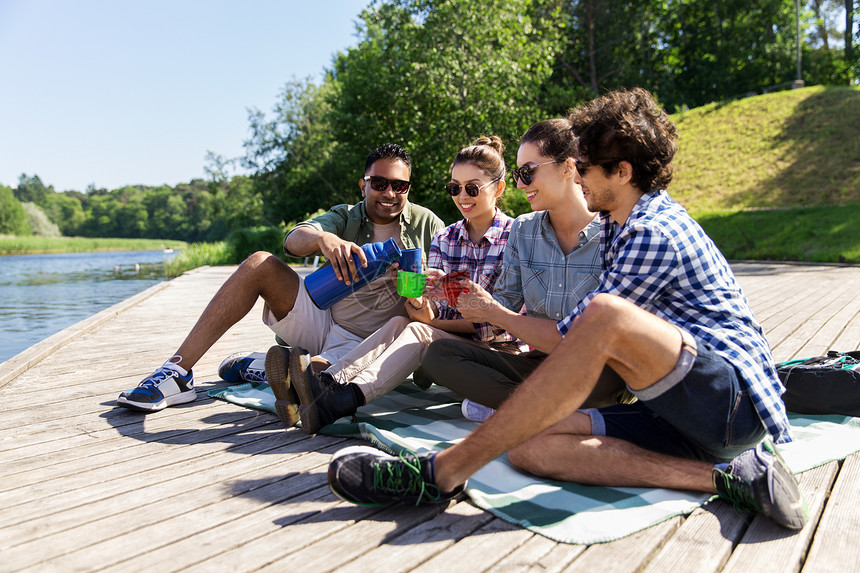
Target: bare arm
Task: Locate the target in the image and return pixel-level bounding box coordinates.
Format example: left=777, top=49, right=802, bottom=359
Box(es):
left=285, top=227, right=368, bottom=285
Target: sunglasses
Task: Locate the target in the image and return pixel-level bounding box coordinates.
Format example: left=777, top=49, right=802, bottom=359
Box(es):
left=363, top=175, right=411, bottom=194
left=445, top=178, right=500, bottom=197
left=511, top=160, right=555, bottom=185
left=574, top=159, right=621, bottom=176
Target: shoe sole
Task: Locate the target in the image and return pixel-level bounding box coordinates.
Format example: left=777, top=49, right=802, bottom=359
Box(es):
left=762, top=440, right=810, bottom=530
left=289, top=349, right=321, bottom=434
left=117, top=389, right=197, bottom=412
left=265, top=346, right=300, bottom=427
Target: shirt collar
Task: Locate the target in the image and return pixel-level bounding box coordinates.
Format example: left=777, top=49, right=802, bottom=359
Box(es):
left=455, top=207, right=507, bottom=245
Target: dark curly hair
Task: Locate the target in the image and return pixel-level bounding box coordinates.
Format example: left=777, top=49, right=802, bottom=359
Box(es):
left=567, top=88, right=677, bottom=192
left=365, top=143, right=412, bottom=175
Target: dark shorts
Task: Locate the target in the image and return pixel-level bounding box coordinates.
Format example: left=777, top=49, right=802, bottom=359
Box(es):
left=585, top=330, right=767, bottom=463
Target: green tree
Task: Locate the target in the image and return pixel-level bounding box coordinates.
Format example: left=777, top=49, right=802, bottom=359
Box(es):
left=244, top=0, right=567, bottom=225
left=41, top=192, right=86, bottom=235
left=21, top=202, right=61, bottom=236
left=244, top=78, right=340, bottom=226
left=330, top=0, right=565, bottom=220
left=0, top=185, right=32, bottom=235
left=14, top=173, right=53, bottom=205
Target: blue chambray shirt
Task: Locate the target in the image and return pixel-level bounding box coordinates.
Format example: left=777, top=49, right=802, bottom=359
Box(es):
left=557, top=191, right=792, bottom=444
left=493, top=211, right=601, bottom=322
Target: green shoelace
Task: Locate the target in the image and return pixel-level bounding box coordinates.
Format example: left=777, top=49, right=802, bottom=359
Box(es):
left=371, top=450, right=442, bottom=505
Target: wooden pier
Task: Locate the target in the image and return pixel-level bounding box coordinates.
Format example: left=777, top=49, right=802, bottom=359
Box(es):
left=1, top=262, right=859, bottom=572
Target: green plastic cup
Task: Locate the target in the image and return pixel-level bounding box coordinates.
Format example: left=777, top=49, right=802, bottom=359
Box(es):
left=396, top=270, right=427, bottom=298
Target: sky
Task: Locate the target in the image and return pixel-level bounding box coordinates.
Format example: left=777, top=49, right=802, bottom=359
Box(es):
left=0, top=0, right=370, bottom=192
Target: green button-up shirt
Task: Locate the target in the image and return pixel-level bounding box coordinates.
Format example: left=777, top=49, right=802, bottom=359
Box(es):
left=284, top=199, right=444, bottom=258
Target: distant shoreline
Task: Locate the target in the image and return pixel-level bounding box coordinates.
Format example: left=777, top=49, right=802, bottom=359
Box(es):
left=0, top=235, right=187, bottom=256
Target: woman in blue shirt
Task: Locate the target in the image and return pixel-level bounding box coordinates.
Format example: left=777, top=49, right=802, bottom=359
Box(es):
left=422, top=119, right=632, bottom=420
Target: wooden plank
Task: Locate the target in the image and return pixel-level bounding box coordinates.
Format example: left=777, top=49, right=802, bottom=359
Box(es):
left=1, top=262, right=859, bottom=573
left=642, top=502, right=748, bottom=573
left=487, top=534, right=586, bottom=572
left=6, top=443, right=347, bottom=571
left=563, top=516, right=682, bottom=572
left=802, top=454, right=860, bottom=573
left=405, top=515, right=534, bottom=573
left=721, top=462, right=837, bottom=573
left=345, top=501, right=498, bottom=573
left=0, top=429, right=325, bottom=544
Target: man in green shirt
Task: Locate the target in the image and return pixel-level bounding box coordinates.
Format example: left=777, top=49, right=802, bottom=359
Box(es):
left=117, top=144, right=444, bottom=418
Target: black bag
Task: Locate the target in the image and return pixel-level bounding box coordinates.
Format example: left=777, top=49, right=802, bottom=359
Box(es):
left=777, top=350, right=860, bottom=416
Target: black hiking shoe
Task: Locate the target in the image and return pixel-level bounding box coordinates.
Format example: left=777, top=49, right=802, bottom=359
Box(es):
left=713, top=439, right=809, bottom=530
left=328, top=445, right=464, bottom=506
left=264, top=345, right=300, bottom=427
left=289, top=346, right=360, bottom=433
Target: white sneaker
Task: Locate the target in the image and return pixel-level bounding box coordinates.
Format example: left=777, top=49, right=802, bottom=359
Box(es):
left=461, top=399, right=495, bottom=422
left=218, top=351, right=267, bottom=383
left=117, top=365, right=196, bottom=412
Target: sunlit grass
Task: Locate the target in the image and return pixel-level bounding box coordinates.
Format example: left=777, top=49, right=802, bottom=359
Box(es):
left=0, top=235, right=186, bottom=255
left=164, top=242, right=235, bottom=276
left=693, top=202, right=860, bottom=263
left=671, top=86, right=860, bottom=212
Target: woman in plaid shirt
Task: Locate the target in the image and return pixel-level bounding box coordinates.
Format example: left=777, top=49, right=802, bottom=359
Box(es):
left=289, top=136, right=516, bottom=433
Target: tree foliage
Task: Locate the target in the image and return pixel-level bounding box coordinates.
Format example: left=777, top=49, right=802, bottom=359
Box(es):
left=0, top=185, right=32, bottom=236
left=21, top=202, right=61, bottom=237
left=6, top=0, right=857, bottom=240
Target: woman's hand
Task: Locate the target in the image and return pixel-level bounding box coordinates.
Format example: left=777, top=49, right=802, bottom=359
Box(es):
left=422, top=269, right=447, bottom=302
left=405, top=296, right=435, bottom=323
left=455, top=280, right=499, bottom=323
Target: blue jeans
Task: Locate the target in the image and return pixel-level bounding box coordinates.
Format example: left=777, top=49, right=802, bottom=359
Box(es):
left=586, top=331, right=767, bottom=463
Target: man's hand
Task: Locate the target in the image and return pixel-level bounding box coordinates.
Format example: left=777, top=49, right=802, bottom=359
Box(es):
left=456, top=280, right=499, bottom=323
left=318, top=232, right=367, bottom=285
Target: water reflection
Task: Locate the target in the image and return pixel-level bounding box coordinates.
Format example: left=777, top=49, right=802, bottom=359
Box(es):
left=0, top=250, right=177, bottom=363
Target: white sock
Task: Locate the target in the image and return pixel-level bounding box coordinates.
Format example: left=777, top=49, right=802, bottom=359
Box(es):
left=162, top=361, right=188, bottom=377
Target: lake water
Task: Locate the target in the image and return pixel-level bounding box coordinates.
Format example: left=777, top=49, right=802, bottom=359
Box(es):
left=0, top=250, right=178, bottom=363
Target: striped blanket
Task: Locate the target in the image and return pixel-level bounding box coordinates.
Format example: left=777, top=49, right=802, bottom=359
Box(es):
left=209, top=382, right=860, bottom=544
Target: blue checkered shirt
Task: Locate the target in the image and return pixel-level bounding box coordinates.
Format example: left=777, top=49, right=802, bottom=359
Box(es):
left=428, top=208, right=515, bottom=343
left=557, top=191, right=792, bottom=444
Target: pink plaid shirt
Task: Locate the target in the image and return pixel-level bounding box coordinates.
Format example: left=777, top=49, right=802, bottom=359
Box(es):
left=428, top=208, right=514, bottom=343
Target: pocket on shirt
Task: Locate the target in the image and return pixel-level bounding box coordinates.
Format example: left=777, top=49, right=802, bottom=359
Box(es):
left=521, top=265, right=548, bottom=317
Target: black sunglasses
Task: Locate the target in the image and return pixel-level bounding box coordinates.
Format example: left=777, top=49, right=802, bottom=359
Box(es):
left=510, top=160, right=555, bottom=185
left=575, top=158, right=621, bottom=176
left=445, top=178, right=500, bottom=197
left=364, top=175, right=411, bottom=194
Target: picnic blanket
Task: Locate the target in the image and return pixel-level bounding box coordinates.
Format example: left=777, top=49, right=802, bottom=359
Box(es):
left=208, top=382, right=860, bottom=544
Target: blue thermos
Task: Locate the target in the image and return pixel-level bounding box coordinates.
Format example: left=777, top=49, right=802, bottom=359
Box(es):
left=304, top=238, right=402, bottom=310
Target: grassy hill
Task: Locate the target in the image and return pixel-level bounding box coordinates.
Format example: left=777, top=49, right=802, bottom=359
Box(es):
left=671, top=85, right=860, bottom=211
left=668, top=86, right=860, bottom=263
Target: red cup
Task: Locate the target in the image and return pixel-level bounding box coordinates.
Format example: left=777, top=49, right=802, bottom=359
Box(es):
left=440, top=270, right=470, bottom=307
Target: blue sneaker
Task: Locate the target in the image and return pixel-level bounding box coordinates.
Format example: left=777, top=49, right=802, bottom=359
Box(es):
left=218, top=351, right=267, bottom=383
left=117, top=365, right=196, bottom=412
left=713, top=439, right=809, bottom=530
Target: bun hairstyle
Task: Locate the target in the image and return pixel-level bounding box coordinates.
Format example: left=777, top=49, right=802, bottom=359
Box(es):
left=452, top=135, right=506, bottom=181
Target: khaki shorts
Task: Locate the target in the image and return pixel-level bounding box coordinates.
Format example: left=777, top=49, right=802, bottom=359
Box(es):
left=262, top=275, right=365, bottom=365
